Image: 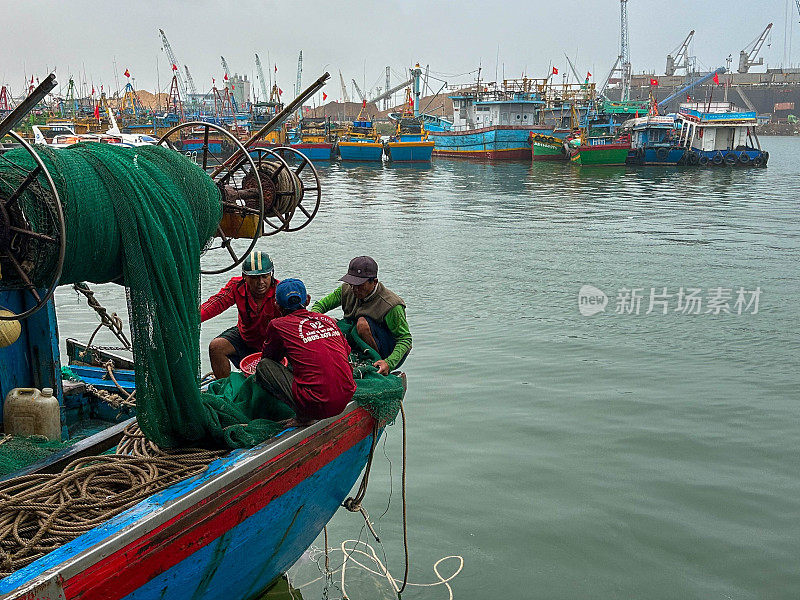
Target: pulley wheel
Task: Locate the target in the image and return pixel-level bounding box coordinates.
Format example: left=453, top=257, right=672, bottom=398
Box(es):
left=158, top=122, right=265, bottom=275
left=0, top=131, right=66, bottom=320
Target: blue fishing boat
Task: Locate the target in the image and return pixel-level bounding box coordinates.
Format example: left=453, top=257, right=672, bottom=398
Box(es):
left=337, top=103, right=384, bottom=162
left=674, top=105, right=768, bottom=167
left=0, top=74, right=404, bottom=600
left=385, top=89, right=434, bottom=162
left=288, top=117, right=335, bottom=161
left=624, top=115, right=687, bottom=165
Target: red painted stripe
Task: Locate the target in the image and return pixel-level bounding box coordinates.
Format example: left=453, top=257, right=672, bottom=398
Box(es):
left=62, top=409, right=374, bottom=600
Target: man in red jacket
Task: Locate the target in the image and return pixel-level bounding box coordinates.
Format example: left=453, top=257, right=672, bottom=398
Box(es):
left=256, top=278, right=356, bottom=425
left=201, top=251, right=281, bottom=378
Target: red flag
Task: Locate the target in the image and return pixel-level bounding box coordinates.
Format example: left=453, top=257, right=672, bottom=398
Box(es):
left=100, top=84, right=104, bottom=92
left=278, top=88, right=283, bottom=95
left=91, top=86, right=95, bottom=95
left=212, top=77, right=215, bottom=85
left=94, top=103, right=100, bottom=120
left=172, top=63, right=178, bottom=71
left=322, top=92, right=327, bottom=101
left=224, top=73, right=228, bottom=81
left=124, top=69, right=130, bottom=78
left=362, top=99, right=367, bottom=108
left=713, top=72, right=720, bottom=85
left=274, top=65, right=277, bottom=73
left=650, top=78, right=659, bottom=86
left=552, top=66, right=558, bottom=75
left=30, top=75, right=34, bottom=84
left=586, top=71, right=592, bottom=78
left=686, top=94, right=691, bottom=102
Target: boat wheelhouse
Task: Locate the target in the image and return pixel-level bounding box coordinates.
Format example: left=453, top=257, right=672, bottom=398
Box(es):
left=624, top=115, right=686, bottom=165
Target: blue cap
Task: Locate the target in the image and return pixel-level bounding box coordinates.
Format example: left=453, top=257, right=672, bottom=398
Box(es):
left=276, top=278, right=307, bottom=310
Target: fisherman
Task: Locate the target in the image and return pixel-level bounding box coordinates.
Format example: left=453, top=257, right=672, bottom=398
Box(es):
left=256, top=278, right=357, bottom=424
left=201, top=251, right=281, bottom=379
left=311, top=256, right=411, bottom=375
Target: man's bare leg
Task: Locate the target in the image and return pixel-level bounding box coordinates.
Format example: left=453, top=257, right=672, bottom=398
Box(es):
left=209, top=337, right=236, bottom=379
left=355, top=317, right=378, bottom=351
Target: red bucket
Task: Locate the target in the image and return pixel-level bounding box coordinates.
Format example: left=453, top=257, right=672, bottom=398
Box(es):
left=239, top=352, right=261, bottom=376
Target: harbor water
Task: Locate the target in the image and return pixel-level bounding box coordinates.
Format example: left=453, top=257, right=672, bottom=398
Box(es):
left=55, top=137, right=800, bottom=599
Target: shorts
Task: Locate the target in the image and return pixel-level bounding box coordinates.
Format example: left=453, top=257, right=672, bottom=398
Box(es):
left=216, top=326, right=260, bottom=369
left=360, top=316, right=407, bottom=369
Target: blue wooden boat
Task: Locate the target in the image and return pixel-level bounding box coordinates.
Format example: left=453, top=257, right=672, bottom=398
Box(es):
left=674, top=107, right=768, bottom=167
left=0, top=78, right=402, bottom=599
left=624, top=115, right=687, bottom=165
left=287, top=117, right=334, bottom=161
left=337, top=104, right=383, bottom=162
left=384, top=89, right=434, bottom=163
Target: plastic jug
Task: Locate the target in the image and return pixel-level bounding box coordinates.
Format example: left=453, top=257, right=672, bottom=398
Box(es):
left=3, top=387, right=62, bottom=441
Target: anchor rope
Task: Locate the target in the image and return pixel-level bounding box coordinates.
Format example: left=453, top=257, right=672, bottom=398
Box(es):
left=0, top=423, right=225, bottom=576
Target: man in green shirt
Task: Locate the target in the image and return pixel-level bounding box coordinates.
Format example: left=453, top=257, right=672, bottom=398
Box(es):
left=311, top=256, right=411, bottom=375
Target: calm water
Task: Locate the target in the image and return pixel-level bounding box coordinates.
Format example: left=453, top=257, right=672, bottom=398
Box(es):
left=55, top=138, right=800, bottom=599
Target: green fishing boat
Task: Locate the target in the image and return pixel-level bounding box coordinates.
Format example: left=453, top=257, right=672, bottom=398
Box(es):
left=530, top=133, right=567, bottom=161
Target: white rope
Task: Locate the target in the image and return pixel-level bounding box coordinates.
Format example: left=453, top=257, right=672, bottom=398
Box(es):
left=293, top=540, right=463, bottom=600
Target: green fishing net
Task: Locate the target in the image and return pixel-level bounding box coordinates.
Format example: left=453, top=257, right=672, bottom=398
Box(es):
left=0, top=143, right=403, bottom=449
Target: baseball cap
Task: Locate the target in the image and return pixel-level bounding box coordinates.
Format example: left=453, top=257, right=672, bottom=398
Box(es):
left=275, top=278, right=307, bottom=310
left=242, top=251, right=274, bottom=276
left=339, top=256, right=378, bottom=286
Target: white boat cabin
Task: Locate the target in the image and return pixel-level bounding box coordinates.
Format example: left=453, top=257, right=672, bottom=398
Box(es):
left=675, top=103, right=761, bottom=152
left=450, top=93, right=543, bottom=131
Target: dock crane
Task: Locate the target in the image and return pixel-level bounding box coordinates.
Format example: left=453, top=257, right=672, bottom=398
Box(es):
left=295, top=51, right=302, bottom=119
left=183, top=66, right=198, bottom=98
left=351, top=79, right=366, bottom=102
left=255, top=54, right=269, bottom=102
left=158, top=29, right=188, bottom=101
left=738, top=23, right=772, bottom=73
left=339, top=71, right=350, bottom=103
left=220, top=56, right=238, bottom=112
left=666, top=30, right=695, bottom=76
left=600, top=0, right=632, bottom=100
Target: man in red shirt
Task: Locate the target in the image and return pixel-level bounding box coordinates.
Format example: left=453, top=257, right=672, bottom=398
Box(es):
left=256, top=278, right=357, bottom=425
left=201, top=251, right=281, bottom=378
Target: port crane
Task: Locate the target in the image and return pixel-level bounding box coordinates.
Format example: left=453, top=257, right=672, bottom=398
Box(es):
left=183, top=66, right=198, bottom=98
left=158, top=29, right=188, bottom=102
left=220, top=56, right=238, bottom=112
left=738, top=23, right=772, bottom=73
left=255, top=54, right=269, bottom=102
left=339, top=71, right=350, bottom=103
left=666, top=30, right=695, bottom=76
left=600, top=0, right=632, bottom=100
left=368, top=76, right=413, bottom=105
left=351, top=79, right=366, bottom=102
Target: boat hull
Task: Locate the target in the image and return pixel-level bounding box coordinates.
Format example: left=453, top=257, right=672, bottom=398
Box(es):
left=338, top=141, right=384, bottom=162
left=430, top=126, right=548, bottom=160
left=384, top=141, right=434, bottom=162
left=531, top=135, right=567, bottom=162
left=569, top=143, right=630, bottom=166
left=627, top=146, right=686, bottom=165
left=288, top=143, right=333, bottom=161
left=0, top=406, right=379, bottom=600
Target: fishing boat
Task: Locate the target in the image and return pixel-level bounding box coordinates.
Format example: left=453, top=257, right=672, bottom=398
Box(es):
left=288, top=117, right=334, bottom=161
left=384, top=90, right=434, bottom=162
left=337, top=102, right=384, bottom=162
left=530, top=133, right=567, bottom=161
left=674, top=103, right=768, bottom=167
left=623, top=115, right=686, bottom=165
left=430, top=75, right=597, bottom=160
left=566, top=135, right=631, bottom=166
left=0, top=73, right=404, bottom=600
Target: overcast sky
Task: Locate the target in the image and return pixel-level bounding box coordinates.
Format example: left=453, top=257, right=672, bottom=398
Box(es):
left=1, top=0, right=797, bottom=100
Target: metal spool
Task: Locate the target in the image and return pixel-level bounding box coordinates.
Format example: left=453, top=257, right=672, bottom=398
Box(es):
left=269, top=146, right=322, bottom=232
left=0, top=131, right=66, bottom=321
left=158, top=122, right=267, bottom=275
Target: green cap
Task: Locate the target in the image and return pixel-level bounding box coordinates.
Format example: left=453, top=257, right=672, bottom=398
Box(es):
left=242, top=251, right=273, bottom=276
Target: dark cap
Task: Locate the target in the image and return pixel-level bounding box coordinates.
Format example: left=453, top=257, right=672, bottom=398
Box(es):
left=340, top=256, right=378, bottom=286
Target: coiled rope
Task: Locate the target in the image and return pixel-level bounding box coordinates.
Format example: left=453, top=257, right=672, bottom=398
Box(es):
left=0, top=423, right=225, bottom=576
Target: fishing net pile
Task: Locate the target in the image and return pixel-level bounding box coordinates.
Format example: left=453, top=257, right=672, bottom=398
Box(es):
left=0, top=143, right=403, bottom=451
